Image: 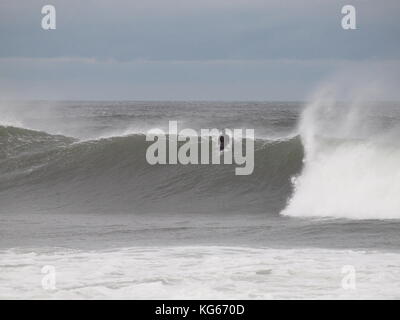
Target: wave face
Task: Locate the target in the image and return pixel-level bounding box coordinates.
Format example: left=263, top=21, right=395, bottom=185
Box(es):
left=2, top=100, right=400, bottom=219
left=0, top=125, right=303, bottom=214
left=282, top=90, right=400, bottom=219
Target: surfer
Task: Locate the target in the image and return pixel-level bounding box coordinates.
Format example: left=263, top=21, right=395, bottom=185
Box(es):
left=219, top=134, right=225, bottom=151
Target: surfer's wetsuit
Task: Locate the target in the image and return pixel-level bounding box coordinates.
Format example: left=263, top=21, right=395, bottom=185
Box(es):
left=219, top=135, right=225, bottom=151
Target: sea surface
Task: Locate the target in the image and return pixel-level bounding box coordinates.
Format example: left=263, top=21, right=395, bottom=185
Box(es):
left=1, top=100, right=400, bottom=299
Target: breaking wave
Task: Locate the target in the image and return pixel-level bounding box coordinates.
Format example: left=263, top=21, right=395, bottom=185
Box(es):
left=2, top=97, right=399, bottom=219
left=0, top=125, right=303, bottom=214
left=282, top=88, right=400, bottom=219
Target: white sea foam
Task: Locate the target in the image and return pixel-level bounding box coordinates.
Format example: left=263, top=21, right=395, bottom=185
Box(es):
left=282, top=85, right=400, bottom=219
left=0, top=246, right=400, bottom=299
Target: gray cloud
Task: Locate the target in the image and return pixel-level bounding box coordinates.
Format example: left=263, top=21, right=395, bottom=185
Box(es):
left=0, top=0, right=399, bottom=99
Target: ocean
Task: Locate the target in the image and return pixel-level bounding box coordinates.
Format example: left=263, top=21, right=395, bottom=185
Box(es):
left=1, top=100, right=400, bottom=299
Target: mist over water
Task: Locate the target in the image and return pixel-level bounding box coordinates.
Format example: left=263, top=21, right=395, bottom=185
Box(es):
left=283, top=86, right=400, bottom=219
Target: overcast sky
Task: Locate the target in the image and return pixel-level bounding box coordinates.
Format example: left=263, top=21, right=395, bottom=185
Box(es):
left=0, top=0, right=399, bottom=100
